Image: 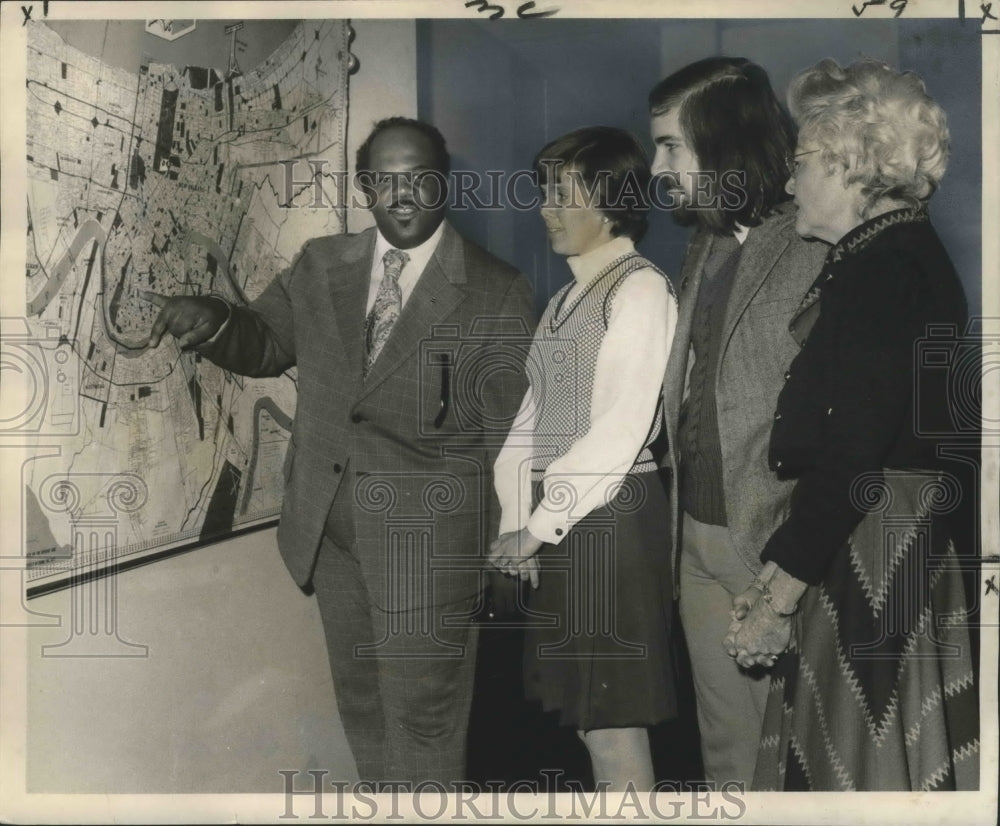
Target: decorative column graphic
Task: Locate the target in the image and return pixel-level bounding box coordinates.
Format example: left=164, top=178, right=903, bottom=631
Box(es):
left=847, top=470, right=965, bottom=660
left=37, top=473, right=149, bottom=657
left=529, top=476, right=647, bottom=661
left=354, top=472, right=470, bottom=658
left=0, top=316, right=81, bottom=626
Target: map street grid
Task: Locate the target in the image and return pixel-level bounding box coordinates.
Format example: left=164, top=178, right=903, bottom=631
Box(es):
left=20, top=19, right=350, bottom=590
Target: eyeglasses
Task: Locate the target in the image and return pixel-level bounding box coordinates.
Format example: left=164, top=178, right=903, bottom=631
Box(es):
left=787, top=148, right=821, bottom=174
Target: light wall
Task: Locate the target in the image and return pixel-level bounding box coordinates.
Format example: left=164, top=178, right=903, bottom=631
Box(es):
left=27, top=529, right=353, bottom=793
left=346, top=20, right=418, bottom=233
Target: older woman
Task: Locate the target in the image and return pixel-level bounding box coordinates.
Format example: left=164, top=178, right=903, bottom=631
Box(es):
left=724, top=59, right=979, bottom=790
left=491, top=126, right=677, bottom=791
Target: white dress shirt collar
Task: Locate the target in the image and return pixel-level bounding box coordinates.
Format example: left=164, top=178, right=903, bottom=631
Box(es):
left=367, top=220, right=447, bottom=313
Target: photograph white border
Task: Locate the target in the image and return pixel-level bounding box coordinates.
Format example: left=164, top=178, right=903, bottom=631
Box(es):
left=1, top=1, right=996, bottom=824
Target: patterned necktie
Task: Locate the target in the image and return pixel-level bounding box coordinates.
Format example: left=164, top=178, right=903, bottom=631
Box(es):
left=364, top=248, right=409, bottom=377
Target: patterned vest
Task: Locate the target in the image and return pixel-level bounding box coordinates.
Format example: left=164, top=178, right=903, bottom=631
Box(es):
left=529, top=253, right=672, bottom=480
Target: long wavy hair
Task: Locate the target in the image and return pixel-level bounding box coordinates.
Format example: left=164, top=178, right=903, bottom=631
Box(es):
left=649, top=57, right=795, bottom=234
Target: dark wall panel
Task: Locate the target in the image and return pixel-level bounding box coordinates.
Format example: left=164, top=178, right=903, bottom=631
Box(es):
left=417, top=18, right=982, bottom=314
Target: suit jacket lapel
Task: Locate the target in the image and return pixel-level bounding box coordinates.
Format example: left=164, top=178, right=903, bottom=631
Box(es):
left=329, top=229, right=375, bottom=381
left=718, top=223, right=791, bottom=361
left=358, top=222, right=468, bottom=397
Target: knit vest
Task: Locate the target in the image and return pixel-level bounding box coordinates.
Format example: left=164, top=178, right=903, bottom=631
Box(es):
left=678, top=239, right=742, bottom=525
left=529, top=253, right=671, bottom=480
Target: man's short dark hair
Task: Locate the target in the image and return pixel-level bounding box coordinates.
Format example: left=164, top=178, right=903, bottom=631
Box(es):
left=355, top=116, right=451, bottom=175
left=649, top=57, right=795, bottom=234
left=533, top=126, right=652, bottom=243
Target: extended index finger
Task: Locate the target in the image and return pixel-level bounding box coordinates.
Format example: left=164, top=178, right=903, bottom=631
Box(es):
left=139, top=290, right=167, bottom=308
left=144, top=292, right=171, bottom=348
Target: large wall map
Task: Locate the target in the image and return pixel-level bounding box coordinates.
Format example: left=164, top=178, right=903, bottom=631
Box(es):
left=19, top=20, right=350, bottom=591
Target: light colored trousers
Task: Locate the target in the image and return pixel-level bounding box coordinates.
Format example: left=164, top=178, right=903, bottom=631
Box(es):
left=679, top=512, right=770, bottom=789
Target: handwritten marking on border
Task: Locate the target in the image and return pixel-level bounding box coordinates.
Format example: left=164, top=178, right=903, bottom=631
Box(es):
left=464, top=0, right=560, bottom=20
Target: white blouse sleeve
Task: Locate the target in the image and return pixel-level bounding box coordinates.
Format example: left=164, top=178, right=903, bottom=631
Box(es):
left=492, top=387, right=536, bottom=536
left=526, top=268, right=677, bottom=544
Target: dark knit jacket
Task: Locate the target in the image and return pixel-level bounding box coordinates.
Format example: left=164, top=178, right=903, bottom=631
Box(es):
left=761, top=207, right=969, bottom=584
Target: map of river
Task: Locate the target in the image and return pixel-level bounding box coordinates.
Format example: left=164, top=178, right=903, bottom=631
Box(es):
left=20, top=19, right=350, bottom=588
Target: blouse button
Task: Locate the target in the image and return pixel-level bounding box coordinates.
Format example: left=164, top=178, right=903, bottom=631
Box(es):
left=555, top=528, right=564, bottom=537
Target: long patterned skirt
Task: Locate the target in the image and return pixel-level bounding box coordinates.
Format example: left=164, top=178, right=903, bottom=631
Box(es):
left=753, top=470, right=980, bottom=790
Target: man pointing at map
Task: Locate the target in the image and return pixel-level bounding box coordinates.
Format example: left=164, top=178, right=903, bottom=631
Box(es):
left=144, top=117, right=536, bottom=787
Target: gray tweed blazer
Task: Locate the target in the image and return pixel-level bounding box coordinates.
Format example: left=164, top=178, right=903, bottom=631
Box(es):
left=661, top=202, right=827, bottom=594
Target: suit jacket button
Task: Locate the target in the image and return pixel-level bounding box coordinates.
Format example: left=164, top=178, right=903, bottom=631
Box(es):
left=333, top=463, right=342, bottom=473
left=776, top=460, right=783, bottom=469
left=774, top=412, right=782, bottom=420
left=351, top=413, right=363, bottom=424
left=784, top=371, right=791, bottom=381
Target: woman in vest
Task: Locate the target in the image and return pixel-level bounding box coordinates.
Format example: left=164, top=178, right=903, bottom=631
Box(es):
left=491, top=126, right=678, bottom=790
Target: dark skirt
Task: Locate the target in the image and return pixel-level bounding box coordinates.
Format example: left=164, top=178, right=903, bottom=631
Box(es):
left=522, top=470, right=677, bottom=730
left=753, top=470, right=980, bottom=790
